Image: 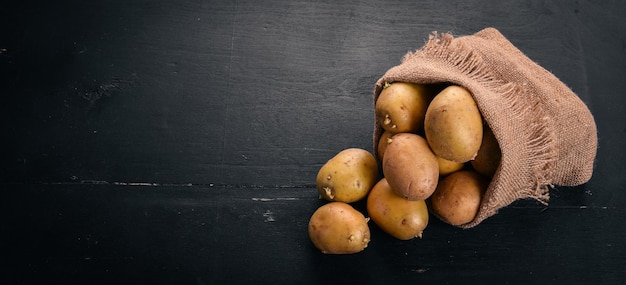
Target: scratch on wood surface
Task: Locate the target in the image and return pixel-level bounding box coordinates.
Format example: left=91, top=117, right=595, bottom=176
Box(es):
left=263, top=210, right=275, bottom=222
left=65, top=179, right=194, bottom=187
left=76, top=77, right=135, bottom=109
left=252, top=197, right=300, bottom=202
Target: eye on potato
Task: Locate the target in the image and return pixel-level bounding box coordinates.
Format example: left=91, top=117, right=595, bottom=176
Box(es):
left=375, top=82, right=432, bottom=133
left=428, top=170, right=488, bottom=226
left=382, top=133, right=439, bottom=200
left=367, top=178, right=429, bottom=240
left=316, top=148, right=378, bottom=203
left=308, top=202, right=371, bottom=254
left=424, top=85, right=483, bottom=163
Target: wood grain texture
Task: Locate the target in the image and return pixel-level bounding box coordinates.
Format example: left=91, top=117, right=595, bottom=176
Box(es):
left=3, top=0, right=624, bottom=187
left=2, top=184, right=624, bottom=284
left=1, top=0, right=626, bottom=283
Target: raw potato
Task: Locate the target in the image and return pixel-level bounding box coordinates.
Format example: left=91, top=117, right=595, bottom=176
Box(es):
left=471, top=124, right=501, bottom=177
left=308, top=202, right=371, bottom=254
left=316, top=148, right=378, bottom=203
left=367, top=178, right=429, bottom=240
left=383, top=133, right=439, bottom=200
left=375, top=82, right=432, bottom=133
left=437, top=156, right=465, bottom=176
left=376, top=130, right=394, bottom=161
left=424, top=85, right=483, bottom=163
left=429, top=170, right=488, bottom=226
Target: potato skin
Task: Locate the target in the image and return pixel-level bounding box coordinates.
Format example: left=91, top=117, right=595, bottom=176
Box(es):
left=367, top=178, right=429, bottom=240
left=471, top=124, right=501, bottom=177
left=424, top=85, right=483, bottom=163
left=428, top=170, right=488, bottom=226
left=383, top=133, right=439, bottom=200
left=308, top=202, right=371, bottom=254
left=316, top=148, right=378, bottom=203
left=437, top=156, right=465, bottom=176
left=375, top=82, right=432, bottom=133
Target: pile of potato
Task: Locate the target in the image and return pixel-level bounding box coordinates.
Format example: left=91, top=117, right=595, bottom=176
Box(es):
left=308, top=82, right=501, bottom=254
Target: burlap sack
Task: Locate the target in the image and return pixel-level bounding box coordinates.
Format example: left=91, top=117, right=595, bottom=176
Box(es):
left=373, top=27, right=597, bottom=228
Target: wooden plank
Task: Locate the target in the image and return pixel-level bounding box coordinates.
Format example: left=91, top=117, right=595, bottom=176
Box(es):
left=2, top=183, right=624, bottom=284
left=2, top=0, right=624, bottom=187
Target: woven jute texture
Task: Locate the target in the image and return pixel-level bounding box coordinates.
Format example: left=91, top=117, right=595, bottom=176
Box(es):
left=373, top=27, right=597, bottom=228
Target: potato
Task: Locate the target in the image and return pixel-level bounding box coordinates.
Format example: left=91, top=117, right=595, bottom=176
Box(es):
left=316, top=148, right=378, bottom=203
left=308, top=202, right=371, bottom=254
left=375, top=82, right=432, bottom=133
left=424, top=85, right=483, bottom=163
left=437, top=156, right=465, bottom=176
left=383, top=133, right=439, bottom=200
left=367, top=178, right=429, bottom=240
left=471, top=124, right=501, bottom=177
left=428, top=170, right=488, bottom=226
left=376, top=130, right=394, bottom=161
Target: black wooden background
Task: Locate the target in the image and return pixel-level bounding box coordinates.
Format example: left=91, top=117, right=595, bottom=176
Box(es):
left=2, top=1, right=625, bottom=284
